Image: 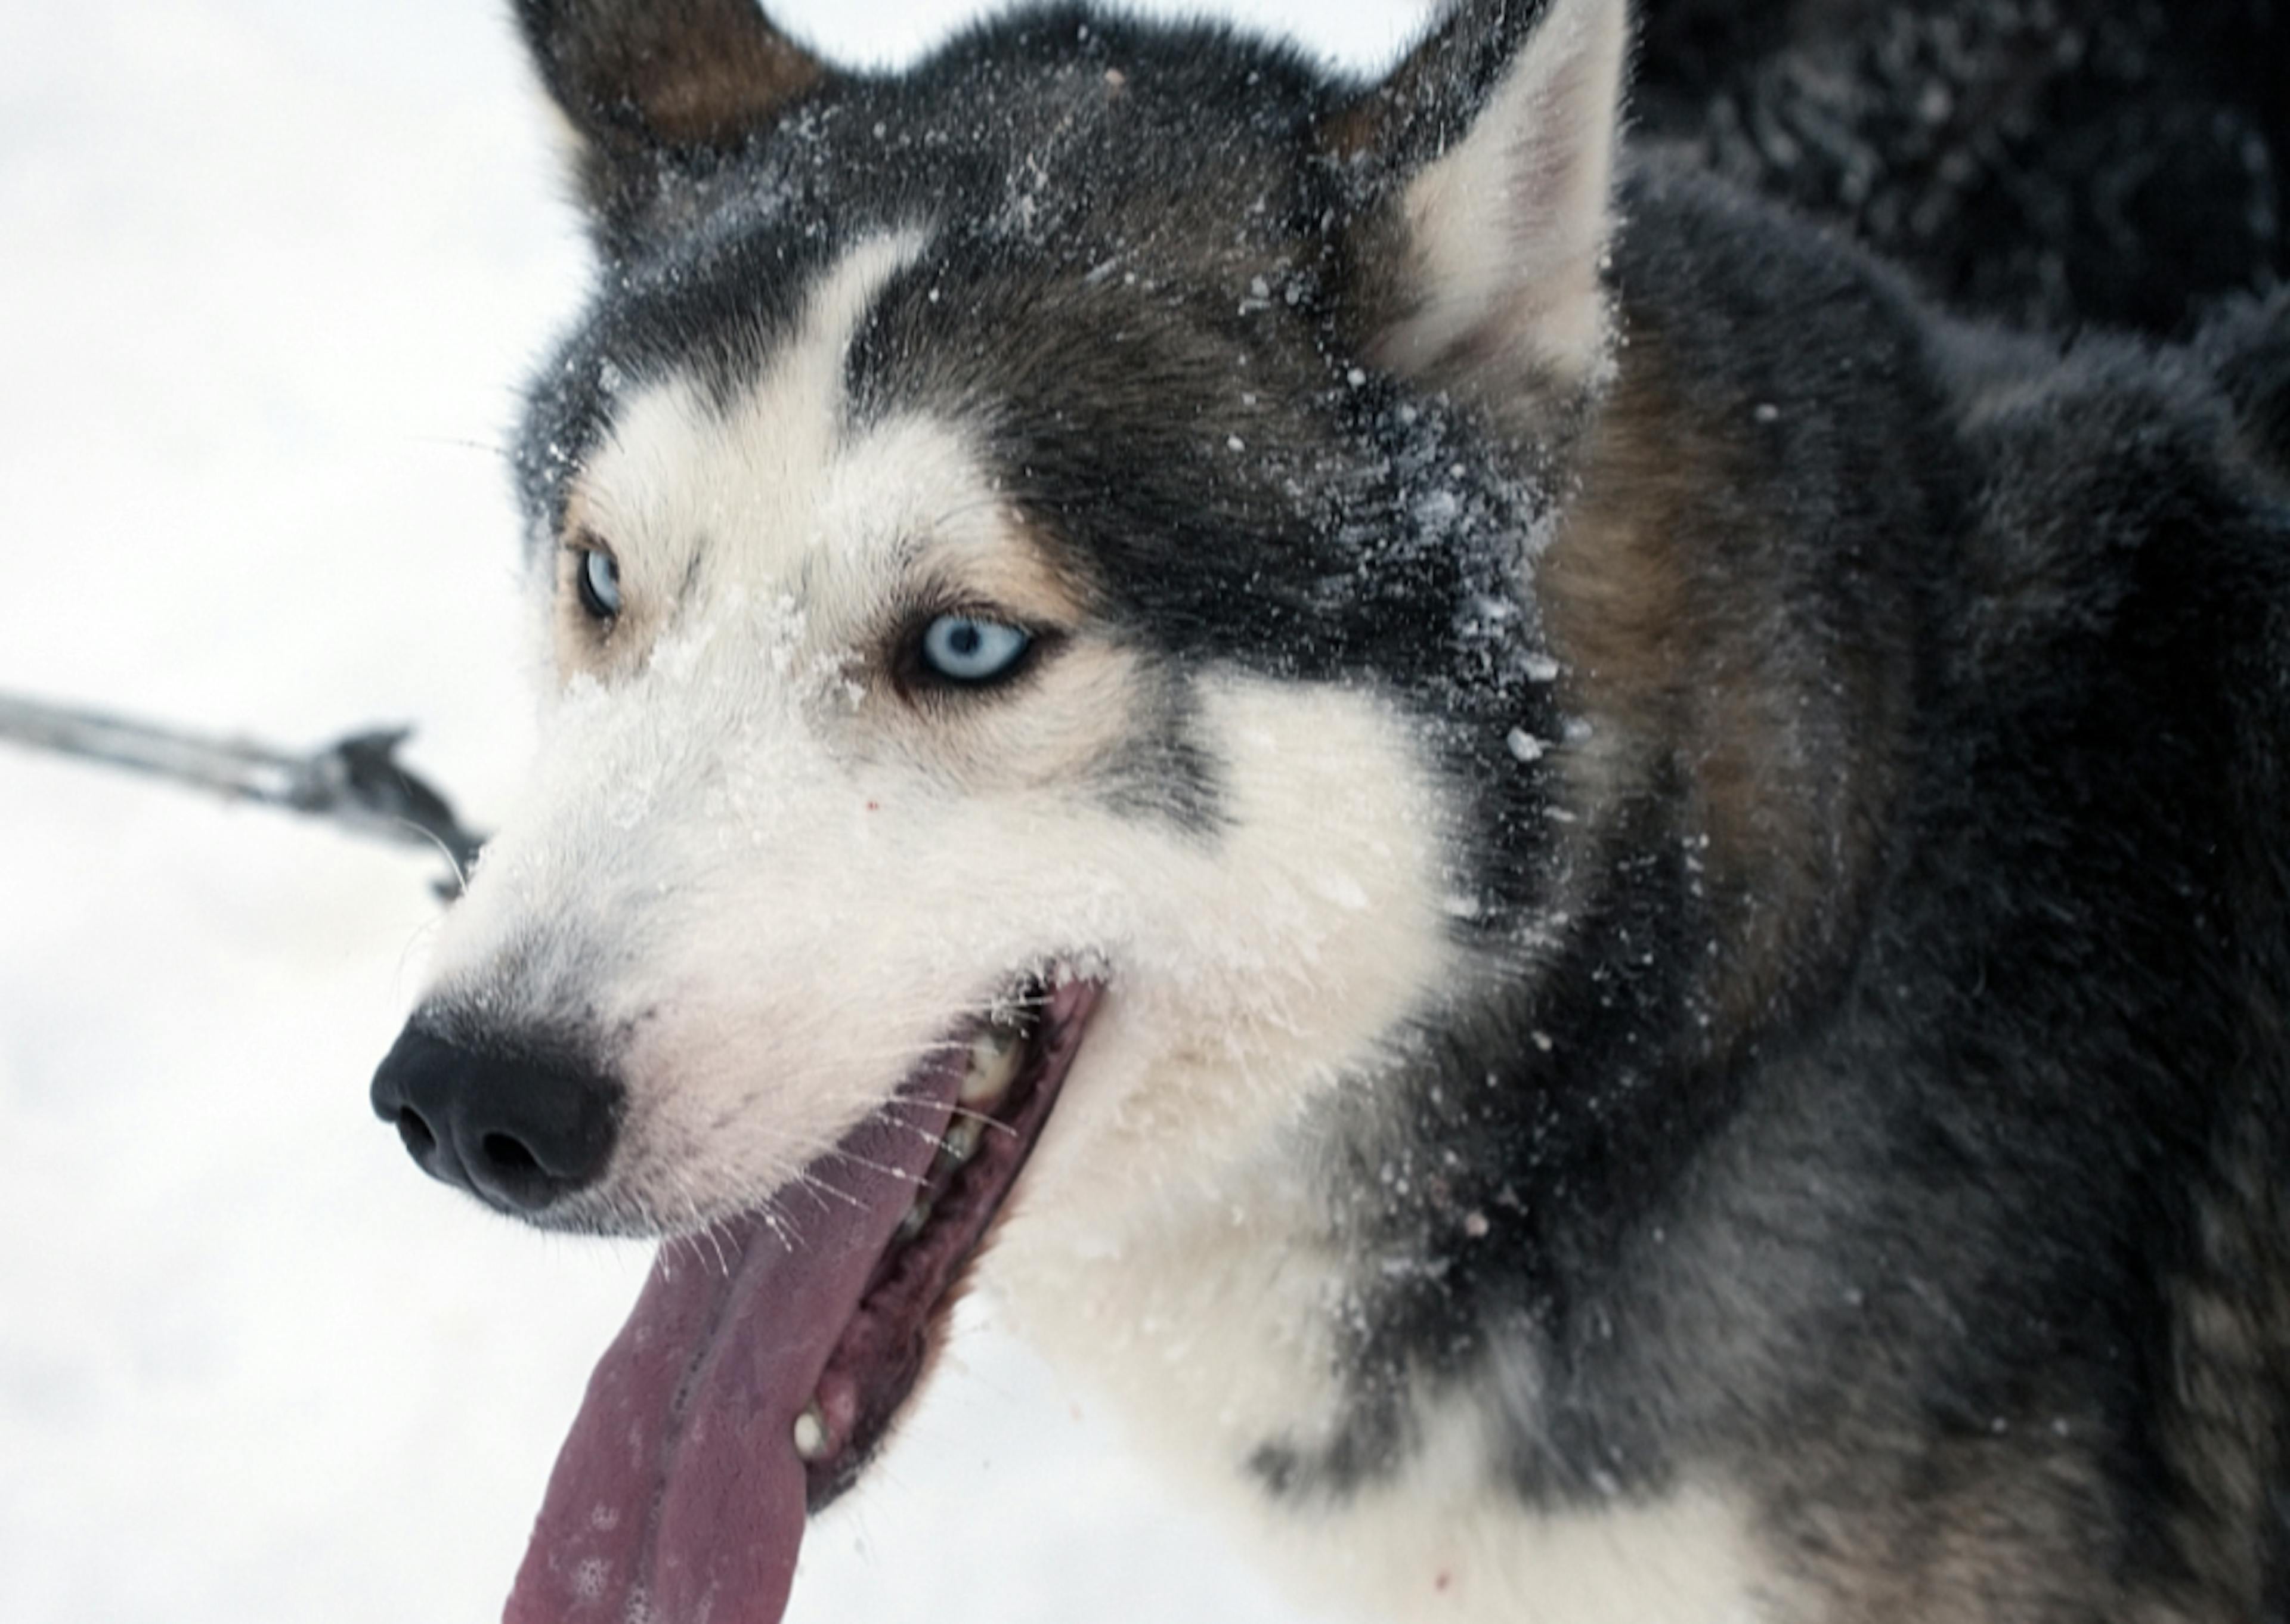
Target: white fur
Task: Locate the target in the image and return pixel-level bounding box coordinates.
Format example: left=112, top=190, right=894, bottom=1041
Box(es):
left=425, top=234, right=1471, bottom=1245
left=1262, top=1408, right=1784, bottom=1624
left=988, top=690, right=1790, bottom=1624
left=1379, top=0, right=1627, bottom=383
left=567, top=227, right=947, bottom=599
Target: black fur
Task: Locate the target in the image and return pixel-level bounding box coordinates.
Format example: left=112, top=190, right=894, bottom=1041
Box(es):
left=1636, top=0, right=2287, bottom=336
left=1307, top=167, right=2290, bottom=1614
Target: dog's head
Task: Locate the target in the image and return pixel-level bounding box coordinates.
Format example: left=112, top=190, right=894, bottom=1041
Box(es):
left=370, top=1, right=1629, bottom=1619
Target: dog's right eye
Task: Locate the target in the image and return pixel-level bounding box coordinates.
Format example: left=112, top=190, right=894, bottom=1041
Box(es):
left=919, top=615, right=1032, bottom=684
left=575, top=548, right=622, bottom=620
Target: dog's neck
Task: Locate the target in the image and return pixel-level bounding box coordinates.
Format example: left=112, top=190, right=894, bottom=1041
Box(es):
left=1540, top=301, right=1914, bottom=1043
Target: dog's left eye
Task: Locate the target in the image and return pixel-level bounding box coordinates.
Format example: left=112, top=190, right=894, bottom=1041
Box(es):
left=920, top=615, right=1031, bottom=683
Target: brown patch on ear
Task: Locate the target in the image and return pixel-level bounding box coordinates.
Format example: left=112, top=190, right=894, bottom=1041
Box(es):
left=516, top=0, right=828, bottom=233
left=1316, top=91, right=1387, bottom=169
left=572, top=1, right=823, bottom=148
left=1542, top=326, right=1902, bottom=1034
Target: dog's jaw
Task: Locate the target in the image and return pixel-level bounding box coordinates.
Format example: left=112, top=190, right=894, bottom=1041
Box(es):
left=506, top=977, right=1103, bottom=1624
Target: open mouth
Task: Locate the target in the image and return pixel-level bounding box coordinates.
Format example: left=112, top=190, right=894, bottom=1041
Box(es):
left=506, top=972, right=1103, bottom=1624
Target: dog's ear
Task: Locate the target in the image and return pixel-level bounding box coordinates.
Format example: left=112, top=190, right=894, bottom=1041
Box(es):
left=513, top=0, right=830, bottom=243
left=1323, top=0, right=1629, bottom=391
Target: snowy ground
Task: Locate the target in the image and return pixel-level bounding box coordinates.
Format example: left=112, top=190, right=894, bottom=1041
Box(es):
left=0, top=2, right=1427, bottom=1620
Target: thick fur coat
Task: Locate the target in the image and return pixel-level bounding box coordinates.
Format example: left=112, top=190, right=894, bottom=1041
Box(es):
left=370, top=1, right=2290, bottom=1618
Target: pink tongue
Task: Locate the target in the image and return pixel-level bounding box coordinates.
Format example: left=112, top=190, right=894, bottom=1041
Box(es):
left=504, top=1088, right=955, bottom=1624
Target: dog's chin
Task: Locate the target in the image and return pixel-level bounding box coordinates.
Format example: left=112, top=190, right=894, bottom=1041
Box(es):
left=505, top=968, right=1105, bottom=1624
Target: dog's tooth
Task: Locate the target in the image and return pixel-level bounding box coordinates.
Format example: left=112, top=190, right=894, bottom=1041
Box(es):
left=960, top=1027, right=1022, bottom=1107
left=793, top=1404, right=828, bottom=1461
left=942, top=1117, right=983, bottom=1166
left=896, top=1197, right=932, bottom=1242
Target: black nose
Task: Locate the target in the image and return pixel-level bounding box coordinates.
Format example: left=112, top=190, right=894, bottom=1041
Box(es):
left=369, top=1024, right=622, bottom=1213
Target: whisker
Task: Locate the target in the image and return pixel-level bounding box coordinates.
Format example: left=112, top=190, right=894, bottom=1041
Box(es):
left=391, top=816, right=471, bottom=894
left=405, top=432, right=512, bottom=460
left=759, top=1205, right=796, bottom=1252
left=784, top=1166, right=875, bottom=1211
left=811, top=1145, right=928, bottom=1192
left=940, top=1103, right=1020, bottom=1139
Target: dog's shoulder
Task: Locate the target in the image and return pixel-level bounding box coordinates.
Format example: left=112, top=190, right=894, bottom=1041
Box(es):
left=1536, top=150, right=2290, bottom=1617
left=1585, top=149, right=2290, bottom=774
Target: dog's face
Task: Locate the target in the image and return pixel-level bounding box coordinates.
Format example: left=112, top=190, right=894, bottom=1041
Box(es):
left=375, top=1, right=1629, bottom=1619
left=420, top=0, right=1620, bottom=1244
left=427, top=217, right=1475, bottom=1234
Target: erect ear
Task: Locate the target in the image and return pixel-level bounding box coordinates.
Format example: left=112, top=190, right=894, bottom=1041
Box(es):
left=513, top=0, right=830, bottom=243
left=1324, top=0, right=1630, bottom=391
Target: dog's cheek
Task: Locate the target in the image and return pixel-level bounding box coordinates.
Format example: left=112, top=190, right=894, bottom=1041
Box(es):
left=1008, top=673, right=1468, bottom=1225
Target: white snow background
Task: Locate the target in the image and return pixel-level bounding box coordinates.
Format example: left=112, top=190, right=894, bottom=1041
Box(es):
left=0, top=1, right=1439, bottom=1620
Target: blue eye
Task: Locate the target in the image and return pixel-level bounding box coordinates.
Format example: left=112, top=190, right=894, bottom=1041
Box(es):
left=920, top=615, right=1031, bottom=683
left=576, top=548, right=621, bottom=619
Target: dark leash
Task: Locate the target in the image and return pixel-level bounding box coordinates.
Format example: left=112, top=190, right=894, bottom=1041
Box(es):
left=0, top=690, right=483, bottom=898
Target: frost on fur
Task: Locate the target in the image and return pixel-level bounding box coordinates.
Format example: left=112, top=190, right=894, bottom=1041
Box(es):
left=1332, top=0, right=1629, bottom=391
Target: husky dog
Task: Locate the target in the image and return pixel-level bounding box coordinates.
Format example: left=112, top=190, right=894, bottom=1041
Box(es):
left=369, top=0, right=2290, bottom=1619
